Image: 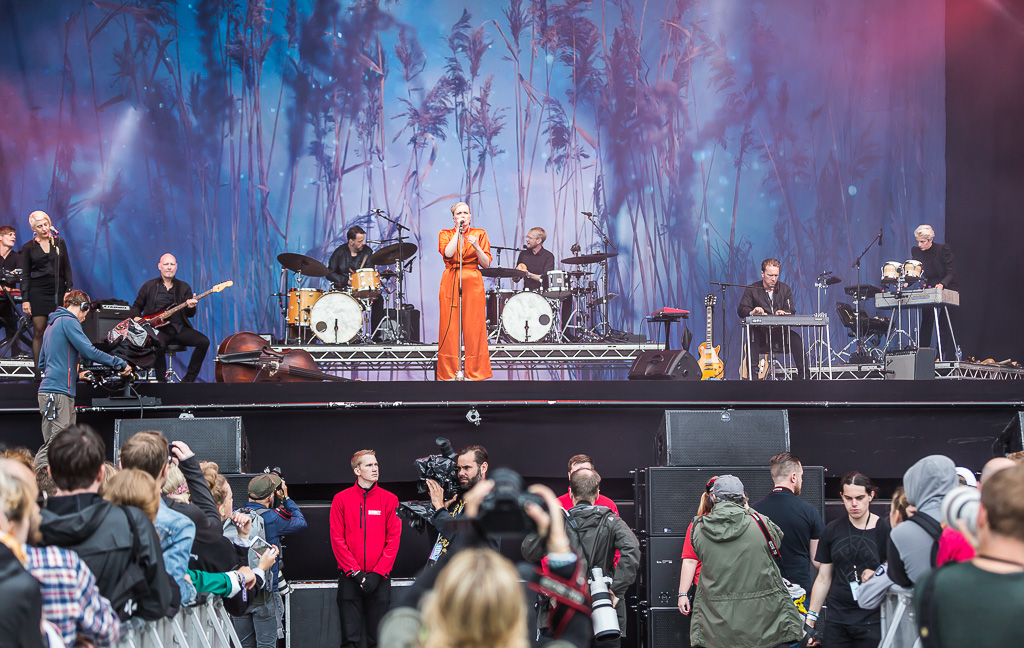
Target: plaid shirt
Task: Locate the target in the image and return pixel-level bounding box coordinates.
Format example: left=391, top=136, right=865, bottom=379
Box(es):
left=25, top=544, right=121, bottom=648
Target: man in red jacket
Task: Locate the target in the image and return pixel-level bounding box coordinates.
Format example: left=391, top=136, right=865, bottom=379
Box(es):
left=557, top=454, right=619, bottom=513
left=330, top=450, right=401, bottom=648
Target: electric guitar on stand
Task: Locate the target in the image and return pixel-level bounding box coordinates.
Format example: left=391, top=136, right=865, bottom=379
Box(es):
left=697, top=294, right=725, bottom=379
left=141, top=280, right=233, bottom=327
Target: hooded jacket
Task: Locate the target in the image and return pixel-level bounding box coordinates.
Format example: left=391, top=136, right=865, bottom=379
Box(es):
left=889, top=455, right=957, bottom=586
left=689, top=501, right=803, bottom=648
left=0, top=540, right=46, bottom=648
left=39, top=308, right=127, bottom=397
left=39, top=493, right=173, bottom=620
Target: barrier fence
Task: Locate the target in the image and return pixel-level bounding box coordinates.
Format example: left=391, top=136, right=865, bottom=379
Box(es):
left=879, top=585, right=922, bottom=648
left=112, top=597, right=242, bottom=648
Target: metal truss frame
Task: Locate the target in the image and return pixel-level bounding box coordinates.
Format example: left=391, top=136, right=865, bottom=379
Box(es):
left=272, top=342, right=662, bottom=370
left=0, top=359, right=35, bottom=380
left=935, top=361, right=1024, bottom=380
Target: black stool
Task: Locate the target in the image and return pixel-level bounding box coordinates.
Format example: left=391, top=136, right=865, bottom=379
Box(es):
left=164, top=343, right=187, bottom=382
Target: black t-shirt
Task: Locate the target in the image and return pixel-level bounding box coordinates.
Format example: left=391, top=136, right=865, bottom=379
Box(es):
left=815, top=514, right=890, bottom=626
left=515, top=247, right=555, bottom=291
left=753, top=487, right=824, bottom=595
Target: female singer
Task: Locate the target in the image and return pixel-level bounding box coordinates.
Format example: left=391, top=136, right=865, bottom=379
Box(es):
left=437, top=202, right=492, bottom=381
left=21, top=210, right=73, bottom=361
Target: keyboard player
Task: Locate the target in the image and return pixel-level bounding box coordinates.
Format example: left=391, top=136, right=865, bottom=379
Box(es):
left=911, top=224, right=958, bottom=355
left=737, top=258, right=806, bottom=379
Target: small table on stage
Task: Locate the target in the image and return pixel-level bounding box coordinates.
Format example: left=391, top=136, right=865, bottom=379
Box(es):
left=646, top=308, right=690, bottom=350
left=742, top=314, right=831, bottom=380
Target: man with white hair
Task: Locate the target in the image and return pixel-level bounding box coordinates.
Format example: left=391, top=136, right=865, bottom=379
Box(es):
left=910, top=224, right=958, bottom=354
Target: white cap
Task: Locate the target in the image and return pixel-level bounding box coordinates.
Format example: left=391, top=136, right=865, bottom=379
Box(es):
left=955, top=467, right=978, bottom=488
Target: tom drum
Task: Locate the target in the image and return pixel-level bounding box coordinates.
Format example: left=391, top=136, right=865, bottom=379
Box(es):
left=286, top=288, right=323, bottom=326
left=350, top=268, right=382, bottom=299
left=881, top=261, right=902, bottom=283
left=542, top=270, right=571, bottom=299
left=903, top=259, right=923, bottom=281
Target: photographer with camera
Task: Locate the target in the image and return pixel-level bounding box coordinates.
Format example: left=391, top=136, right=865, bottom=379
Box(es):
left=915, top=465, right=1024, bottom=647
left=522, top=468, right=640, bottom=647
left=426, top=444, right=494, bottom=564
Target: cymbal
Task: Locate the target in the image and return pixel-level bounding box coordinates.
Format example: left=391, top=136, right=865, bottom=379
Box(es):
left=844, top=283, right=881, bottom=299
left=480, top=267, right=528, bottom=279
left=277, top=253, right=329, bottom=277
left=562, top=252, right=619, bottom=265
left=379, top=270, right=398, bottom=279
left=370, top=242, right=418, bottom=266
left=592, top=293, right=618, bottom=306
left=825, top=276, right=843, bottom=286
left=566, top=270, right=592, bottom=278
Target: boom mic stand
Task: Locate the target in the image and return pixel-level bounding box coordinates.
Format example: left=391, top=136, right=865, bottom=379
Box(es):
left=375, top=209, right=415, bottom=343
left=710, top=280, right=749, bottom=367
left=584, top=211, right=616, bottom=338
left=850, top=229, right=883, bottom=364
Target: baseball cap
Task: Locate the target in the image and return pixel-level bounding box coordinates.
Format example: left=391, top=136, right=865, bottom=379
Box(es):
left=248, top=473, right=282, bottom=499
left=955, top=467, right=978, bottom=488
left=712, top=474, right=745, bottom=499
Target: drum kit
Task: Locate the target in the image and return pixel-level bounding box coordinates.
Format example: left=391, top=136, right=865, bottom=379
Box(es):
left=275, top=239, right=418, bottom=345
left=482, top=252, right=619, bottom=343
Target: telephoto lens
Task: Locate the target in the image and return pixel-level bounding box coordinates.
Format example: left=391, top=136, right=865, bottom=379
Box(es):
left=941, top=485, right=980, bottom=536
left=587, top=567, right=620, bottom=639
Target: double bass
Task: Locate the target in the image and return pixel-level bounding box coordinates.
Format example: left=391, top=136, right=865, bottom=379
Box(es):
left=215, top=331, right=349, bottom=382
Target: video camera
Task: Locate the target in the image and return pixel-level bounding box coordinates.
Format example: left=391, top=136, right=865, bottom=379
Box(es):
left=413, top=437, right=460, bottom=499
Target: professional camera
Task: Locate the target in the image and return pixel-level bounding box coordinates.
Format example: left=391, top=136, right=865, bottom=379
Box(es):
left=942, top=485, right=980, bottom=536
left=472, top=468, right=546, bottom=535
left=413, top=437, right=460, bottom=498
left=587, top=567, right=620, bottom=639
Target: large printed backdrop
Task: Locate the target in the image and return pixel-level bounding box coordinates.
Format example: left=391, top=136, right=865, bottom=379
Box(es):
left=0, top=0, right=945, bottom=378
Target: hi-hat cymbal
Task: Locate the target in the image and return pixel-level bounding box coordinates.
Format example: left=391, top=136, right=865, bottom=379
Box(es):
left=562, top=252, right=618, bottom=265
left=370, top=242, right=418, bottom=266
left=481, top=267, right=528, bottom=279
left=844, top=283, right=881, bottom=299
left=566, top=270, right=593, bottom=278
left=379, top=270, right=398, bottom=279
left=592, top=293, right=618, bottom=306
left=277, top=253, right=329, bottom=277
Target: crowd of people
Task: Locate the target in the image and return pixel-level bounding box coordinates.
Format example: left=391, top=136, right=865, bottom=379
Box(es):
left=4, top=428, right=1024, bottom=648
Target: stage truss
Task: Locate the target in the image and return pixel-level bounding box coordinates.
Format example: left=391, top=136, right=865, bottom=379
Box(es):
left=270, top=342, right=662, bottom=371
left=809, top=361, right=1024, bottom=381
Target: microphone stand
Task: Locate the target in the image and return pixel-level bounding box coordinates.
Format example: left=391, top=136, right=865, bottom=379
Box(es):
left=456, top=223, right=465, bottom=380
left=710, top=281, right=749, bottom=367
left=584, top=211, right=616, bottom=338
left=850, top=230, right=882, bottom=363
left=375, top=209, right=413, bottom=343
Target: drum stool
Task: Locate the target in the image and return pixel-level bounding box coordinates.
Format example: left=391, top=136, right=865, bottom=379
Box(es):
left=164, top=343, right=187, bottom=382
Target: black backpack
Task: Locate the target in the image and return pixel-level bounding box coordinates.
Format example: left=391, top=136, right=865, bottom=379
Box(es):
left=104, top=507, right=151, bottom=621
left=908, top=512, right=944, bottom=568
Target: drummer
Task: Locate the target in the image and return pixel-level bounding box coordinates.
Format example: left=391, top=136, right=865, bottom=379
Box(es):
left=513, top=227, right=555, bottom=292
left=327, top=226, right=373, bottom=291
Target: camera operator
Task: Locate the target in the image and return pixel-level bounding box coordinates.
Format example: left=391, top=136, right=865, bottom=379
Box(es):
left=522, top=468, right=640, bottom=647
left=426, top=444, right=495, bottom=564
left=915, top=465, right=1024, bottom=647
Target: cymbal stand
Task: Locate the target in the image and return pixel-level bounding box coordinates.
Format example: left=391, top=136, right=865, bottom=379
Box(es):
left=881, top=270, right=914, bottom=355
left=375, top=210, right=417, bottom=344
left=584, top=211, right=617, bottom=339
left=810, top=272, right=838, bottom=367
left=850, top=229, right=882, bottom=363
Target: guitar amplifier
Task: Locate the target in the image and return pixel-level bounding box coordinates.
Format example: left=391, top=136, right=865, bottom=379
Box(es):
left=82, top=300, right=138, bottom=345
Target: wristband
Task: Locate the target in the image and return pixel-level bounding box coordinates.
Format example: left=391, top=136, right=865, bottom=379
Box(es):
left=806, top=610, right=819, bottom=620
left=678, top=593, right=688, bottom=598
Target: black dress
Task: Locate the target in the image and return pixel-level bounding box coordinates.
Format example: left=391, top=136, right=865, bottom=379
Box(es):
left=20, top=238, right=73, bottom=317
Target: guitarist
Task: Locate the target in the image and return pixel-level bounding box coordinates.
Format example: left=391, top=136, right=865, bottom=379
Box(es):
left=737, top=258, right=806, bottom=379
left=132, top=253, right=209, bottom=382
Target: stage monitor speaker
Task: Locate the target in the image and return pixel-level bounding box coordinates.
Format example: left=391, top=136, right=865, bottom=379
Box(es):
left=643, top=606, right=693, bottom=648
left=628, top=350, right=700, bottom=381
left=993, top=411, right=1024, bottom=456
left=371, top=304, right=421, bottom=343
left=884, top=347, right=935, bottom=380
left=285, top=583, right=341, bottom=648
left=114, top=416, right=248, bottom=473
left=655, top=409, right=789, bottom=466
left=634, top=466, right=824, bottom=536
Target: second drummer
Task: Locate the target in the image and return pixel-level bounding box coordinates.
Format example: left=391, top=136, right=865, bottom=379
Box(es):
left=327, top=226, right=373, bottom=291
left=513, top=227, right=555, bottom=292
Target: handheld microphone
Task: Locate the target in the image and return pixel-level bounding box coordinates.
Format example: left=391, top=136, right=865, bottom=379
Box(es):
left=50, top=225, right=61, bottom=236
left=878, top=228, right=884, bottom=246
left=581, top=211, right=595, bottom=217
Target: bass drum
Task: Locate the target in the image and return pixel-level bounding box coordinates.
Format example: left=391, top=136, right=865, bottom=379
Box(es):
left=310, top=292, right=364, bottom=344
left=501, top=291, right=554, bottom=342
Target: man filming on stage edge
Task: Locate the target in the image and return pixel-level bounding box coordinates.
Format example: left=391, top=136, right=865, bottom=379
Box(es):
left=738, top=258, right=806, bottom=379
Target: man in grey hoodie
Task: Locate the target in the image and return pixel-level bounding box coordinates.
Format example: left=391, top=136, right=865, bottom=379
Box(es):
left=36, top=290, right=130, bottom=468
left=888, top=454, right=958, bottom=586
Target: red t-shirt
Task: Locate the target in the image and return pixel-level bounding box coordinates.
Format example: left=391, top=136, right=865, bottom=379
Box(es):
left=681, top=521, right=702, bottom=585
left=557, top=492, right=619, bottom=513
left=936, top=526, right=975, bottom=566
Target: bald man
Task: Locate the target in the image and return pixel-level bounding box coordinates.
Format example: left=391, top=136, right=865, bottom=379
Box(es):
left=133, top=254, right=209, bottom=382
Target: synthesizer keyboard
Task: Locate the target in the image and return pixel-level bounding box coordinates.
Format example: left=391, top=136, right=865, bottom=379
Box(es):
left=743, top=314, right=829, bottom=327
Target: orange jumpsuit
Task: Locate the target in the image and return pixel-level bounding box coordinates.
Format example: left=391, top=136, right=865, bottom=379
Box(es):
left=437, top=227, right=492, bottom=381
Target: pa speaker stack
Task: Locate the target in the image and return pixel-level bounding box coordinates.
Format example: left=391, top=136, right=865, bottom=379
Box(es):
left=114, top=415, right=249, bottom=475
left=636, top=409, right=824, bottom=647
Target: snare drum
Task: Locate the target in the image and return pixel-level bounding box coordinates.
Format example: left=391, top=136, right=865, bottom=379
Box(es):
left=881, top=261, right=902, bottom=283
left=541, top=270, right=571, bottom=299
left=350, top=268, right=381, bottom=298
left=501, top=291, right=554, bottom=342
left=286, top=288, right=323, bottom=325
left=903, top=259, right=923, bottom=280
left=310, top=292, right=364, bottom=343
left=486, top=289, right=516, bottom=331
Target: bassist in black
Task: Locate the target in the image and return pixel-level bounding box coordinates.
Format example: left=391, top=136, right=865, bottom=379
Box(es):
left=133, top=253, right=209, bottom=382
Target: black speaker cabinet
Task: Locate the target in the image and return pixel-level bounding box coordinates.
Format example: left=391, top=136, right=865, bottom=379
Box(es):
left=643, top=606, right=692, bottom=648
left=655, top=409, right=789, bottom=466
left=285, top=582, right=341, bottom=648
left=634, top=466, right=824, bottom=536
left=628, top=350, right=700, bottom=381
left=638, top=536, right=686, bottom=607
left=371, top=304, right=421, bottom=343
left=993, top=411, right=1024, bottom=455
left=82, top=302, right=137, bottom=345
left=114, top=416, right=248, bottom=473
left=884, top=347, right=935, bottom=380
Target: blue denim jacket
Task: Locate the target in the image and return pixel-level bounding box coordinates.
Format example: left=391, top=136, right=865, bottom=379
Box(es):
left=155, top=501, right=197, bottom=604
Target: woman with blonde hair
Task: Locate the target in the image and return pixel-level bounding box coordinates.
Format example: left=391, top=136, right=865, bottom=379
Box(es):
left=162, top=463, right=190, bottom=503
left=421, top=548, right=528, bottom=648
left=20, top=210, right=74, bottom=361
left=101, top=468, right=160, bottom=523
